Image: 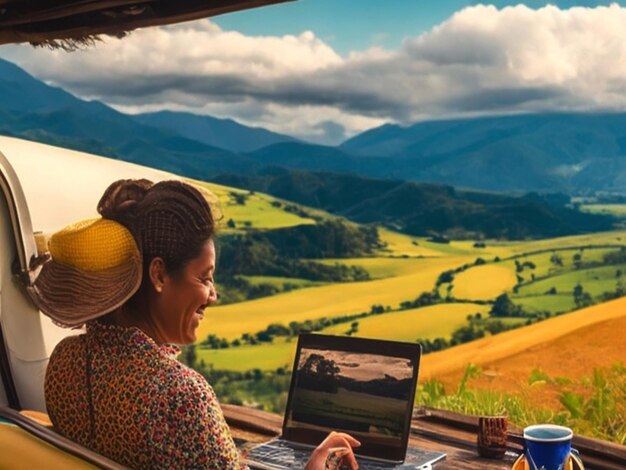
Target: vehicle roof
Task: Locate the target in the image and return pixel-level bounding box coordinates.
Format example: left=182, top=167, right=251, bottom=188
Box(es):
left=0, top=0, right=292, bottom=46
left=0, top=135, right=177, bottom=233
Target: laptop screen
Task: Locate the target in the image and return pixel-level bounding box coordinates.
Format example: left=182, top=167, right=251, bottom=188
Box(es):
left=282, top=334, right=421, bottom=462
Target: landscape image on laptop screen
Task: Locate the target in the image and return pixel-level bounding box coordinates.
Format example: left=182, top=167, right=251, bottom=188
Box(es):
left=287, top=347, right=414, bottom=447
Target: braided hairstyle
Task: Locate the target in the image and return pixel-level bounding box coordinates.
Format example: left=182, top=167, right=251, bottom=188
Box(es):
left=98, top=179, right=216, bottom=280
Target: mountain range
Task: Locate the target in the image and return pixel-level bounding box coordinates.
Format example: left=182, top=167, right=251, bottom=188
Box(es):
left=2, top=57, right=626, bottom=195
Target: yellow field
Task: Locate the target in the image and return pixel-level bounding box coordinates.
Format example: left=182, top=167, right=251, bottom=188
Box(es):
left=198, top=303, right=489, bottom=371
left=199, top=255, right=472, bottom=339
left=376, top=229, right=520, bottom=260
left=376, top=228, right=446, bottom=257
left=322, top=303, right=490, bottom=341
left=447, top=240, right=516, bottom=259
left=317, top=257, right=424, bottom=278
left=421, top=295, right=626, bottom=380
left=501, top=231, right=626, bottom=255
left=452, top=264, right=518, bottom=300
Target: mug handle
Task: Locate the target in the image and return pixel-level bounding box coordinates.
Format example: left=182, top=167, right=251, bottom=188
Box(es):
left=569, top=449, right=585, bottom=470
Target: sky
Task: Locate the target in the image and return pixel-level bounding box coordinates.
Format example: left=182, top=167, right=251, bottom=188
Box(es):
left=2, top=1, right=626, bottom=144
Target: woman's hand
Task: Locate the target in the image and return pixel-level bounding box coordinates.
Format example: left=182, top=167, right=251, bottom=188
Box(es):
left=304, top=431, right=361, bottom=470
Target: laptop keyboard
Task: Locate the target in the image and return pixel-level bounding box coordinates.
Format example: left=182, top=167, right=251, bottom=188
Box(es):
left=245, top=440, right=445, bottom=469
left=245, top=440, right=310, bottom=469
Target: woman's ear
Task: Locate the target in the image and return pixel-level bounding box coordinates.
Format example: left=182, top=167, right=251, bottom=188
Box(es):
left=148, top=257, right=167, bottom=293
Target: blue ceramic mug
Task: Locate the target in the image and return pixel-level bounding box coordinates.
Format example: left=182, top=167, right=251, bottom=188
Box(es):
left=524, top=424, right=573, bottom=470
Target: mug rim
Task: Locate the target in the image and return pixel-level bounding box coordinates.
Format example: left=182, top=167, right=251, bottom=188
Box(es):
left=524, top=424, right=573, bottom=442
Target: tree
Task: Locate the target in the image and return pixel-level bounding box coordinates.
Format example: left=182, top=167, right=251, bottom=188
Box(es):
left=437, top=270, right=454, bottom=285
left=550, top=253, right=563, bottom=267
left=573, top=283, right=593, bottom=309
left=490, top=294, right=520, bottom=317
left=616, top=278, right=626, bottom=298
left=370, top=304, right=385, bottom=314
left=230, top=191, right=247, bottom=205
left=573, top=253, right=583, bottom=269
left=299, top=354, right=340, bottom=392
left=451, top=325, right=485, bottom=345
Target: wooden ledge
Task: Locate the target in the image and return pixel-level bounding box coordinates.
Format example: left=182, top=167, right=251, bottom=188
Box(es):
left=223, top=404, right=626, bottom=470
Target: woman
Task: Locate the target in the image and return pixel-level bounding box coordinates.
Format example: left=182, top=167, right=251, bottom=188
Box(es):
left=32, top=179, right=359, bottom=469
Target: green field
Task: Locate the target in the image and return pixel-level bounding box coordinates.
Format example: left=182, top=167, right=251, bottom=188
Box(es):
left=197, top=337, right=296, bottom=371
left=516, top=264, right=626, bottom=298
left=500, top=247, right=620, bottom=279
left=513, top=294, right=576, bottom=314
left=501, top=231, right=626, bottom=255
left=191, top=180, right=316, bottom=230
left=581, top=204, right=626, bottom=217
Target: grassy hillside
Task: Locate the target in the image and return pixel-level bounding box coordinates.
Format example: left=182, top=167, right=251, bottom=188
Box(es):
left=179, top=173, right=626, bottom=444
left=581, top=204, right=626, bottom=217
left=197, top=303, right=492, bottom=371
left=420, top=298, right=626, bottom=443
left=420, top=296, right=626, bottom=380
left=191, top=180, right=316, bottom=230
left=197, top=255, right=471, bottom=340
left=190, top=182, right=626, bottom=378
left=212, top=168, right=615, bottom=239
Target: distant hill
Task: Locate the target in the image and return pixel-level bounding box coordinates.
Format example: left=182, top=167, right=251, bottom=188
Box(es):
left=246, top=141, right=387, bottom=173
left=5, top=57, right=626, bottom=194
left=133, top=111, right=296, bottom=153
left=340, top=113, right=626, bottom=193
left=0, top=58, right=283, bottom=175
left=211, top=168, right=614, bottom=239
left=241, top=113, right=626, bottom=194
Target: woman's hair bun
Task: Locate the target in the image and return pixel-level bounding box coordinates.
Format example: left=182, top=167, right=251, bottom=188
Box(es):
left=98, top=179, right=153, bottom=223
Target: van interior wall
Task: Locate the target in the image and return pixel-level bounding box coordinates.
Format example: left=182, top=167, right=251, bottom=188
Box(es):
left=0, top=188, right=69, bottom=411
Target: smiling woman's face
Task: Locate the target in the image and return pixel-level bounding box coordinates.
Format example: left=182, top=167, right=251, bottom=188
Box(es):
left=152, top=238, right=217, bottom=345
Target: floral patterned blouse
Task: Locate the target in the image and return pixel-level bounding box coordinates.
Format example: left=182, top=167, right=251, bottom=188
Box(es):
left=45, top=321, right=244, bottom=469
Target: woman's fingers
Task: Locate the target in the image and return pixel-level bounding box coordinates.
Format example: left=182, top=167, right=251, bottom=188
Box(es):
left=323, top=431, right=361, bottom=448
left=325, top=446, right=358, bottom=470
left=319, top=432, right=360, bottom=470
left=306, top=432, right=361, bottom=470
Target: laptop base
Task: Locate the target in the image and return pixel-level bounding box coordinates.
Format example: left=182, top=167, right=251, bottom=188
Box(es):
left=244, top=439, right=446, bottom=470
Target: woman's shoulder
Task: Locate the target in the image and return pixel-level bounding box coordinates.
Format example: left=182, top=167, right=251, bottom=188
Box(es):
left=49, top=333, right=84, bottom=363
left=150, top=356, right=214, bottom=398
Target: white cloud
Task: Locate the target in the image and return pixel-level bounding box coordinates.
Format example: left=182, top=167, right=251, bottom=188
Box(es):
left=3, top=4, right=626, bottom=141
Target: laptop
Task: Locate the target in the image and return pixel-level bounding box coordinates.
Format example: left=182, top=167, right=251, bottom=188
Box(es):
left=243, top=334, right=446, bottom=469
